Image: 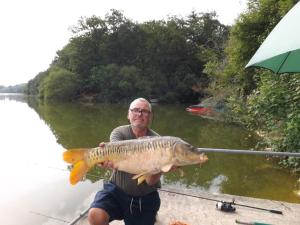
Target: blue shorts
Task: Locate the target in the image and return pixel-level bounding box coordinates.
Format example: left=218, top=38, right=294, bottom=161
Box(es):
left=90, top=182, right=160, bottom=225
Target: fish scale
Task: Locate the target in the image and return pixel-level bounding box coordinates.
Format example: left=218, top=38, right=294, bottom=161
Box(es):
left=63, top=136, right=208, bottom=185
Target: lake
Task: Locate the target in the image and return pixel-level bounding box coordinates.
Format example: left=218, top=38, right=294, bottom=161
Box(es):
left=1, top=94, right=299, bottom=225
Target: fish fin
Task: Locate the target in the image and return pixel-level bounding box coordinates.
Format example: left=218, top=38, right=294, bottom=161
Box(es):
left=137, top=175, right=147, bottom=185
left=70, top=160, right=89, bottom=185
left=63, top=149, right=87, bottom=164
left=132, top=172, right=148, bottom=185
left=132, top=172, right=147, bottom=180
left=63, top=148, right=89, bottom=185
left=161, top=164, right=173, bottom=172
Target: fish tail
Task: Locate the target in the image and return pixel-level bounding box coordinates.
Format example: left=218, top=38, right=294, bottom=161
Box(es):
left=70, top=160, right=89, bottom=185
left=63, top=149, right=89, bottom=185
left=63, top=149, right=86, bottom=163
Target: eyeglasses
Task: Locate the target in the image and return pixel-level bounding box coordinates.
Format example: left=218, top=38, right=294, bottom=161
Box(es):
left=130, top=108, right=151, bottom=115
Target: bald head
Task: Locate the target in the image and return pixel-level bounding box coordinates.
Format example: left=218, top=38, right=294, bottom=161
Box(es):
left=129, top=98, right=152, bottom=112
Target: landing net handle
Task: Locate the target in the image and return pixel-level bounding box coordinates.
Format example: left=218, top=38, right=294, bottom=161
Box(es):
left=197, top=148, right=300, bottom=157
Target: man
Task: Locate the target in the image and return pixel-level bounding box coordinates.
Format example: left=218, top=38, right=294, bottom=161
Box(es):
left=88, top=98, right=162, bottom=225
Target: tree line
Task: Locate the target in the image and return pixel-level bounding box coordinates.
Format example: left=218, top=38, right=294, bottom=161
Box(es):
left=26, top=9, right=229, bottom=103
left=0, top=84, right=26, bottom=93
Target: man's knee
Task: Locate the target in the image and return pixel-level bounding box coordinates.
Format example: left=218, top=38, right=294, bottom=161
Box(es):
left=88, top=208, right=110, bottom=225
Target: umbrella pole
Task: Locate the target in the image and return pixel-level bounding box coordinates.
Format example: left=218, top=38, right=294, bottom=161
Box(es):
left=197, top=148, right=300, bottom=157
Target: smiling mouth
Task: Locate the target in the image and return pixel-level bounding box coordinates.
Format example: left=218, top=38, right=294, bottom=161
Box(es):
left=134, top=119, right=144, bottom=122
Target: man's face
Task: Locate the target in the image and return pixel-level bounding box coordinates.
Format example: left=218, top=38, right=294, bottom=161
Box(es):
left=127, top=100, right=152, bottom=129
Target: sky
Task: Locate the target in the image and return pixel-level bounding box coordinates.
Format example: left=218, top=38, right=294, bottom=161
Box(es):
left=0, top=0, right=247, bottom=86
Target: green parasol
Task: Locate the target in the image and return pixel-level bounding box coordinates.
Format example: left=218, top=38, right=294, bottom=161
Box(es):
left=245, top=2, right=300, bottom=73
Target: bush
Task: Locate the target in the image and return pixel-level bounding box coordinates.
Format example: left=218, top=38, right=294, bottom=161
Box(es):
left=246, top=72, right=300, bottom=170
left=44, top=67, right=80, bottom=101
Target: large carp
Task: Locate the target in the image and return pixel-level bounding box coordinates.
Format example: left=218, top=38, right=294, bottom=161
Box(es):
left=63, top=136, right=208, bottom=185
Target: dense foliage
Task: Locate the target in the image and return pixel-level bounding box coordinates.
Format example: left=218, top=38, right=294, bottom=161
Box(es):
left=26, top=10, right=229, bottom=103
left=205, top=0, right=300, bottom=170
left=247, top=72, right=300, bottom=171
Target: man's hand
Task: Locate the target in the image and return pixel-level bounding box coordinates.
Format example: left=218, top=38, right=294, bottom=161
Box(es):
left=96, top=142, right=117, bottom=170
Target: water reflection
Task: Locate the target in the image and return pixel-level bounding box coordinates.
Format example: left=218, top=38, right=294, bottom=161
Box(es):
left=1, top=94, right=299, bottom=225
left=26, top=99, right=300, bottom=203
left=0, top=95, right=100, bottom=225
left=207, top=174, right=228, bottom=193
left=3, top=179, right=98, bottom=225
left=27, top=100, right=128, bottom=148
left=0, top=93, right=27, bottom=102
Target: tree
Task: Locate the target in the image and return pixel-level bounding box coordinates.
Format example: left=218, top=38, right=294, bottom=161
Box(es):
left=26, top=71, right=49, bottom=96
left=28, top=9, right=230, bottom=103
left=43, top=67, right=80, bottom=101
left=204, top=0, right=299, bottom=169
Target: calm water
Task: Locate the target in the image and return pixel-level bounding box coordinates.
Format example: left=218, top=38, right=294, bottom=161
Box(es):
left=1, top=94, right=299, bottom=225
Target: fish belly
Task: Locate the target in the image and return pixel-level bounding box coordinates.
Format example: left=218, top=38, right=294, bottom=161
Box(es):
left=115, top=147, right=173, bottom=175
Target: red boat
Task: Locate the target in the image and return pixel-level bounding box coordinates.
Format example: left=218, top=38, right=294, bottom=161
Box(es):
left=185, top=104, right=214, bottom=115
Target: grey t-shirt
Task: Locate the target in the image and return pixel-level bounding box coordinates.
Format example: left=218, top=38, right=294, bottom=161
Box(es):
left=109, top=125, right=161, bottom=196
